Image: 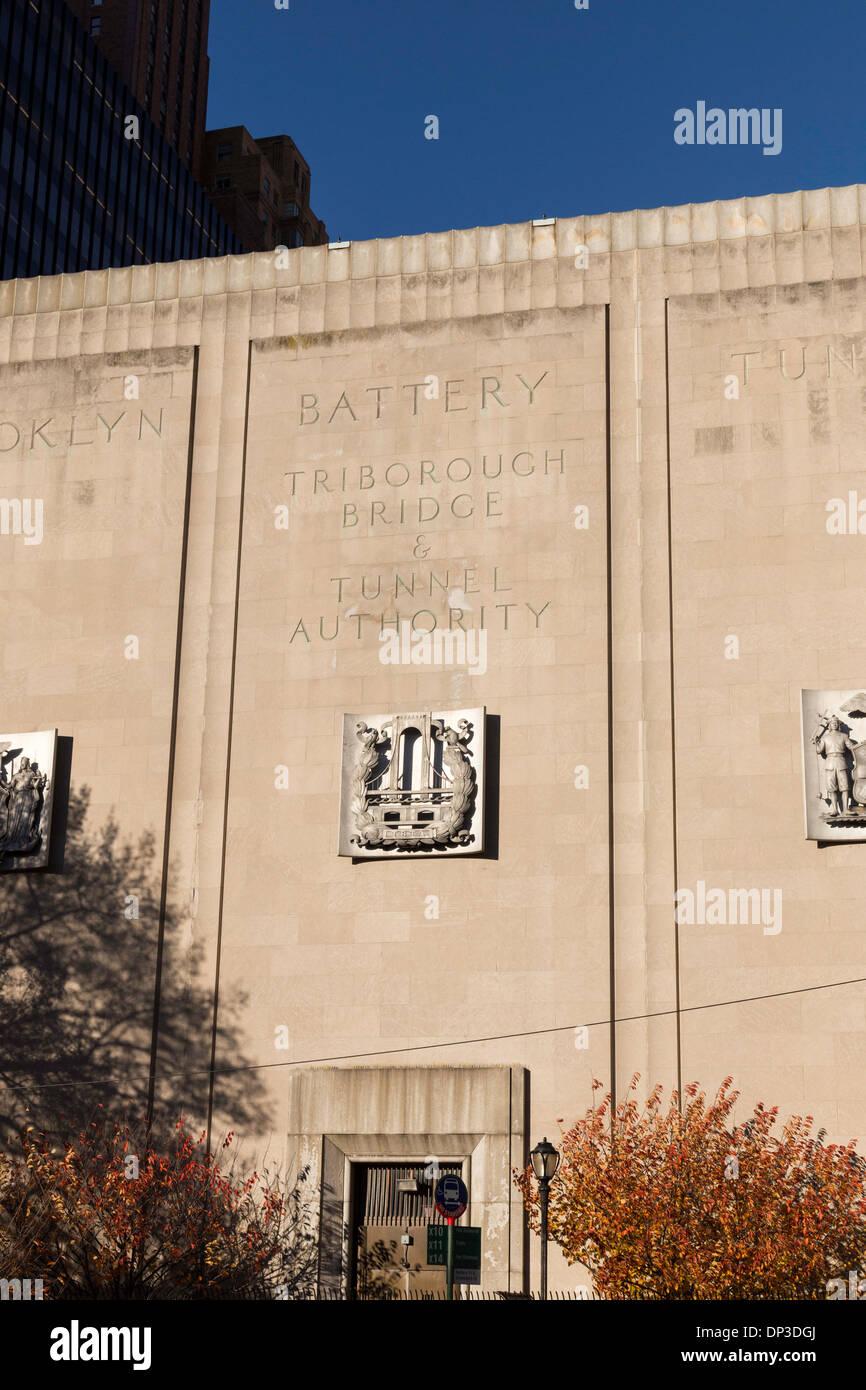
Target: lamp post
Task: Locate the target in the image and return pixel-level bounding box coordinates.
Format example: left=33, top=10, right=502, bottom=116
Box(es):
left=530, top=1136, right=560, bottom=1300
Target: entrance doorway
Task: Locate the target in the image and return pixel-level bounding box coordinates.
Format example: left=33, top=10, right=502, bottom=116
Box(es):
left=350, top=1160, right=466, bottom=1299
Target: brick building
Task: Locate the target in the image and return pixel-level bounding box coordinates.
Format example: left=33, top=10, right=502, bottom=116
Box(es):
left=202, top=126, right=328, bottom=251
left=60, top=4, right=330, bottom=252
left=64, top=0, right=210, bottom=179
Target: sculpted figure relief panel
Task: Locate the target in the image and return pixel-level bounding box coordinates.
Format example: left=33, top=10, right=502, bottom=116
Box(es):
left=0, top=729, right=57, bottom=870
left=801, top=692, right=866, bottom=841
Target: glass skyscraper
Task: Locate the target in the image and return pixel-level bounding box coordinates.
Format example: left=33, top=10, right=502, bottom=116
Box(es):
left=0, top=0, right=242, bottom=279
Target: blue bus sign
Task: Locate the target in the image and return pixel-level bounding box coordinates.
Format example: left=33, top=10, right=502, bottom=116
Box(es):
left=434, top=1174, right=468, bottom=1219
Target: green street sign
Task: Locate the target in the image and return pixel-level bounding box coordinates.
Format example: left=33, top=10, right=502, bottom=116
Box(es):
left=426, top=1224, right=481, bottom=1270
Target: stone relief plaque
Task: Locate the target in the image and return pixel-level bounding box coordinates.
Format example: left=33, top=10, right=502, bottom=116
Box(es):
left=0, top=729, right=57, bottom=870
left=801, top=691, right=866, bottom=842
left=338, top=709, right=485, bottom=857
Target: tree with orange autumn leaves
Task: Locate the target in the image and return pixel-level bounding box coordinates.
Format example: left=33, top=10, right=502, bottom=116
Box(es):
left=515, top=1077, right=866, bottom=1300
left=0, top=1111, right=317, bottom=1299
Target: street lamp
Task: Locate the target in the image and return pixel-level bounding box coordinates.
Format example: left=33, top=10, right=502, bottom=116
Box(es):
left=530, top=1137, right=560, bottom=1300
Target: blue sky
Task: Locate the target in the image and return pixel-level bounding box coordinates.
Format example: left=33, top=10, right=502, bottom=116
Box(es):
left=206, top=0, right=865, bottom=242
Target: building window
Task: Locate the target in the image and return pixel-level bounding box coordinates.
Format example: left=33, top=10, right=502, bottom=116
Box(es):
left=282, top=201, right=299, bottom=218
left=263, top=177, right=270, bottom=198
left=216, top=142, right=232, bottom=161
left=293, top=160, right=299, bottom=184
left=215, top=176, right=230, bottom=190
left=90, top=17, right=102, bottom=33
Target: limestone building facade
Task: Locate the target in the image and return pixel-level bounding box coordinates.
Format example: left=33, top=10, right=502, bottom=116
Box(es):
left=2, top=186, right=866, bottom=1292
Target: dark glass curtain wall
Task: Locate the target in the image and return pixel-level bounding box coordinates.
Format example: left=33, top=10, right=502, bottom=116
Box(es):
left=0, top=0, right=243, bottom=279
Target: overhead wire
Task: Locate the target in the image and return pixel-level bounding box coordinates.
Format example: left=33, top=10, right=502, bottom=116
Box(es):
left=3, top=971, right=864, bottom=1093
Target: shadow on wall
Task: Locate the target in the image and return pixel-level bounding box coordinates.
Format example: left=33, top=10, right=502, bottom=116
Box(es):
left=0, top=784, right=271, bottom=1146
